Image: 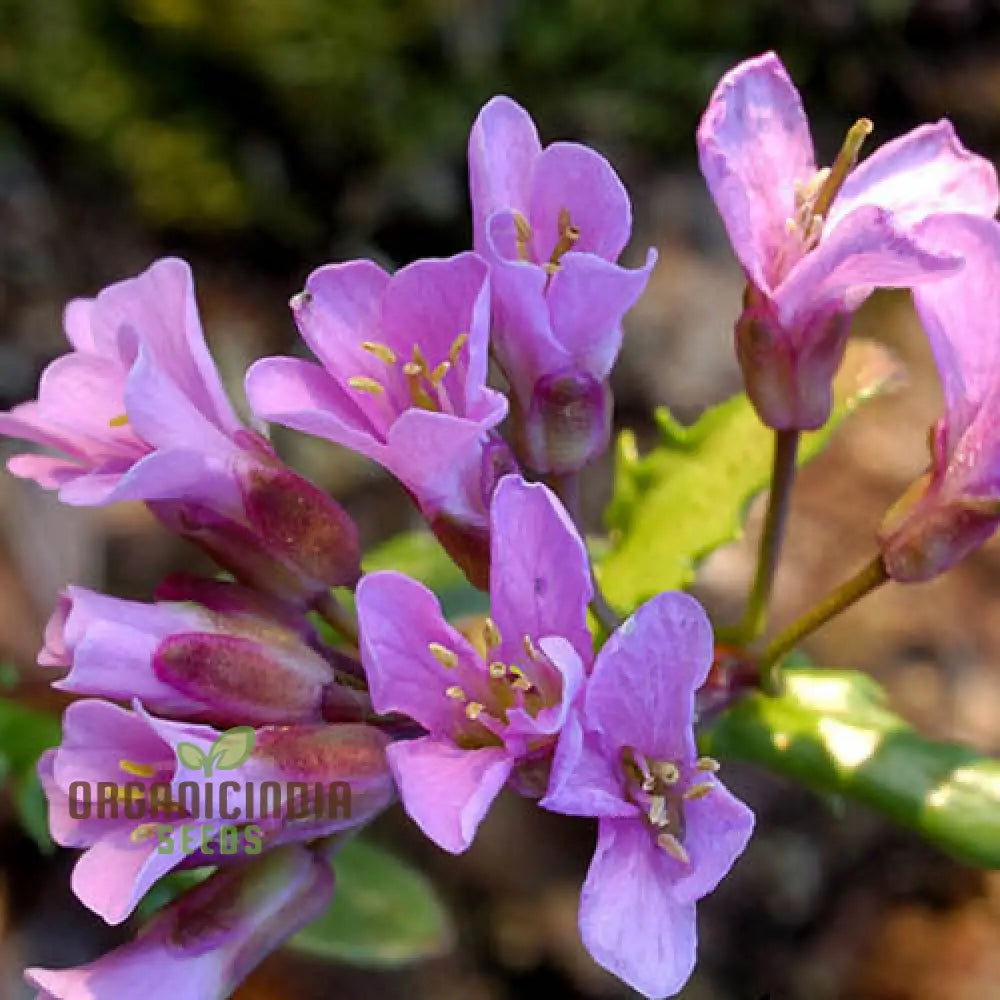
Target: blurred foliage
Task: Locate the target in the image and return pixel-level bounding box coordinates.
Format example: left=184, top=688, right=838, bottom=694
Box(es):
left=598, top=340, right=903, bottom=612
left=0, top=0, right=954, bottom=265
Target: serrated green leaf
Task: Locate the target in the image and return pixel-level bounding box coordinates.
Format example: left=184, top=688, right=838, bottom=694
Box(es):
left=363, top=530, right=487, bottom=619
left=0, top=698, right=61, bottom=852
left=176, top=742, right=207, bottom=770
left=598, top=340, right=902, bottom=612
left=288, top=839, right=453, bottom=967
left=701, top=666, right=1000, bottom=868
left=210, top=727, right=256, bottom=770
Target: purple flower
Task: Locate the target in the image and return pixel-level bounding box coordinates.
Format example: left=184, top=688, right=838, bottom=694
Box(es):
left=39, top=580, right=366, bottom=727
left=879, top=214, right=1000, bottom=580
left=0, top=257, right=361, bottom=602
left=697, top=52, right=998, bottom=430
left=541, top=592, right=754, bottom=998
left=26, top=843, right=333, bottom=1000
left=356, top=474, right=593, bottom=853
left=41, top=699, right=392, bottom=924
left=469, top=96, right=656, bottom=473
left=245, top=253, right=512, bottom=587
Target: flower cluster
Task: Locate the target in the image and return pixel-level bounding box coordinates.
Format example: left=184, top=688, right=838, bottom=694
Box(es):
left=4, top=51, right=1000, bottom=1000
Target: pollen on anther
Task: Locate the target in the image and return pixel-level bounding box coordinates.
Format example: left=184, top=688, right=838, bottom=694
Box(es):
left=465, top=701, right=485, bottom=721
left=657, top=831, right=690, bottom=864
left=488, top=661, right=507, bottom=679
left=483, top=618, right=502, bottom=648
left=428, top=642, right=458, bottom=669
left=445, top=685, right=467, bottom=701
left=361, top=341, right=398, bottom=365
left=119, top=759, right=157, bottom=778
left=348, top=376, right=386, bottom=395
left=696, top=756, right=720, bottom=773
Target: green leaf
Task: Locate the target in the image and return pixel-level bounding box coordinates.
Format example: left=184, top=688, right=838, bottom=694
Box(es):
left=363, top=531, right=487, bottom=620
left=288, top=839, right=453, bottom=967
left=0, top=698, right=61, bottom=851
left=209, top=727, right=256, bottom=770
left=701, top=666, right=1000, bottom=868
left=598, top=340, right=902, bottom=612
left=176, top=742, right=207, bottom=770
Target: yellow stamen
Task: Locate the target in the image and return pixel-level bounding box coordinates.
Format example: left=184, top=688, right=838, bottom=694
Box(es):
left=657, top=831, right=690, bottom=863
left=428, top=642, right=458, bottom=669
left=483, top=618, right=502, bottom=649
left=508, top=665, right=533, bottom=692
left=488, top=661, right=508, bottom=679
left=119, top=759, right=156, bottom=779
left=348, top=376, right=386, bottom=395
left=448, top=332, right=469, bottom=364
left=465, top=701, right=485, bottom=721
left=130, top=823, right=160, bottom=844
left=696, top=756, right=720, bottom=773
left=812, top=118, right=873, bottom=219
left=684, top=782, right=715, bottom=801
left=109, top=413, right=129, bottom=428
left=403, top=362, right=437, bottom=410
left=361, top=341, right=397, bottom=365
left=548, top=207, right=581, bottom=266
left=513, top=210, right=532, bottom=261
left=522, top=635, right=544, bottom=661
left=429, top=360, right=451, bottom=385
left=411, top=344, right=431, bottom=373
left=445, top=685, right=467, bottom=701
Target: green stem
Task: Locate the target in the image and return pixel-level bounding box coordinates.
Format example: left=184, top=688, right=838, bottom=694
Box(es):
left=314, top=591, right=360, bottom=650
left=740, top=429, right=800, bottom=641
left=548, top=471, right=622, bottom=635
left=758, top=555, right=889, bottom=691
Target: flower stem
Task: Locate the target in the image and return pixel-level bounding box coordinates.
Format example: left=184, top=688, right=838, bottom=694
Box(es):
left=740, top=429, right=800, bottom=641
left=314, top=590, right=360, bottom=650
left=548, top=471, right=622, bottom=635
left=758, top=555, right=889, bottom=691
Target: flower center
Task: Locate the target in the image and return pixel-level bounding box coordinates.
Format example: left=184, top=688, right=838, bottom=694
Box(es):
left=347, top=334, right=469, bottom=416
left=428, top=617, right=555, bottom=747
left=512, top=207, right=580, bottom=282
left=623, top=749, right=721, bottom=863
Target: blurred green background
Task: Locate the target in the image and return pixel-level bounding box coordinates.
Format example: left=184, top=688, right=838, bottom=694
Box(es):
left=3, top=2, right=1000, bottom=999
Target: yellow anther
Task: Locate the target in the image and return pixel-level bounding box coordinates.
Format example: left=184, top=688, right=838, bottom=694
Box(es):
left=683, top=782, right=715, bottom=801
left=651, top=761, right=680, bottom=785
left=522, top=635, right=544, bottom=661
left=548, top=207, right=581, bottom=267
left=448, top=332, right=469, bottom=364
left=130, top=823, right=160, bottom=844
left=508, top=665, right=533, bottom=692
left=361, top=341, right=398, bottom=365
left=119, top=759, right=157, bottom=779
left=402, top=361, right=422, bottom=376
left=428, top=642, right=458, bottom=669
left=429, top=360, right=451, bottom=385
left=812, top=118, right=873, bottom=219
left=465, top=701, right=485, bottom=721
left=445, top=685, right=467, bottom=701
left=109, top=413, right=129, bottom=428
left=656, top=831, right=690, bottom=864
left=411, top=343, right=431, bottom=373
left=513, top=210, right=533, bottom=261
left=483, top=618, right=502, bottom=649
left=348, top=376, right=386, bottom=395
left=488, top=661, right=508, bottom=679
left=403, top=363, right=437, bottom=410
left=696, top=756, right=720, bottom=773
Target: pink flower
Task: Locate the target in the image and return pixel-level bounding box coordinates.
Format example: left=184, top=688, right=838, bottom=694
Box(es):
left=879, top=214, right=1000, bottom=580
left=356, top=475, right=592, bottom=853
left=26, top=844, right=333, bottom=1000
left=698, top=52, right=997, bottom=430
left=245, top=253, right=512, bottom=587
left=542, top=593, right=754, bottom=998
left=469, top=97, right=655, bottom=473
left=0, top=258, right=360, bottom=603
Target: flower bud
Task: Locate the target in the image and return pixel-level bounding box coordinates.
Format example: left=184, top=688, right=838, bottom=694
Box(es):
left=519, top=370, right=612, bottom=475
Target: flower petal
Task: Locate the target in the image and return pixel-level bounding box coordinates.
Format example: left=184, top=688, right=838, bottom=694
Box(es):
left=697, top=51, right=816, bottom=291
left=827, top=119, right=999, bottom=231
left=488, top=476, right=592, bottom=664
left=469, top=96, right=542, bottom=253
left=387, top=736, right=512, bottom=853
left=579, top=817, right=698, bottom=999
left=586, top=592, right=713, bottom=760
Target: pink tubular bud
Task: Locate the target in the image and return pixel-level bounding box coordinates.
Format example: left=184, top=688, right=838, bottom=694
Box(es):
left=519, top=370, right=612, bottom=475
left=735, top=291, right=850, bottom=431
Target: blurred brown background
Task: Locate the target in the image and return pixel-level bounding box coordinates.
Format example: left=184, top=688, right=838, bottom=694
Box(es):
left=2, top=1, right=1000, bottom=997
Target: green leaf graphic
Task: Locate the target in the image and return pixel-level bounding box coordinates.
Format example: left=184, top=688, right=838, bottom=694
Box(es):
left=210, top=727, right=256, bottom=771
left=176, top=742, right=206, bottom=771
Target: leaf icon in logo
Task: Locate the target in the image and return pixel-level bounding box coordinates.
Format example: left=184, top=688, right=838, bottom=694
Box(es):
left=210, top=727, right=256, bottom=771
left=176, top=743, right=207, bottom=771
